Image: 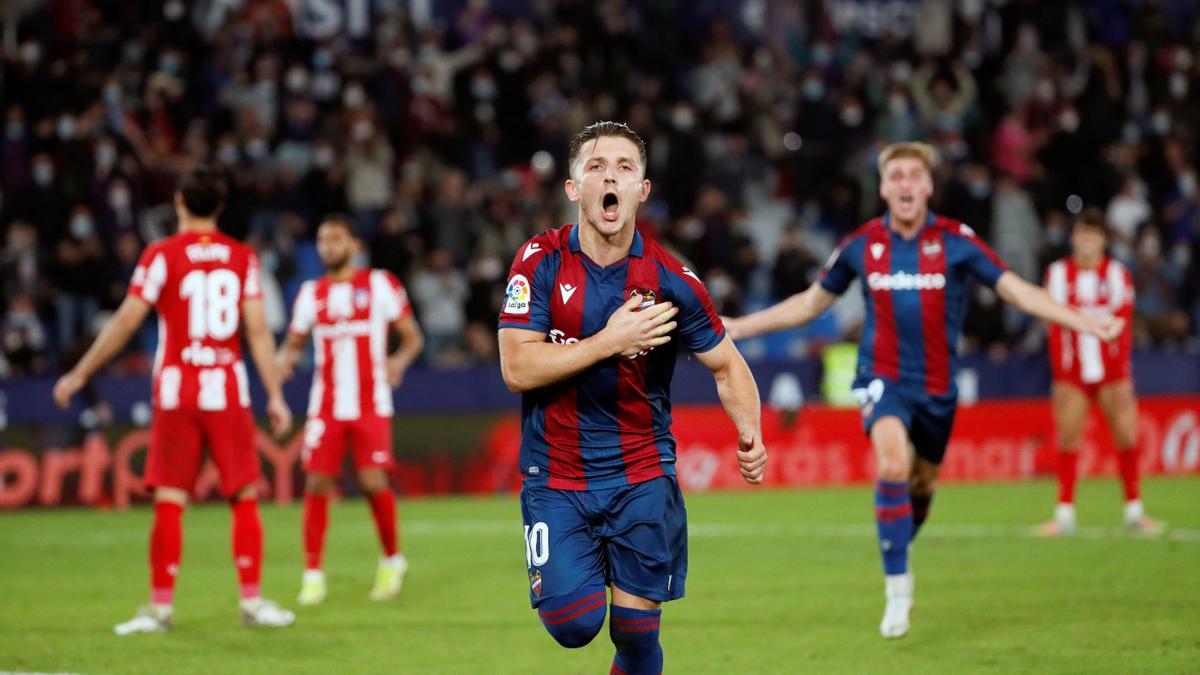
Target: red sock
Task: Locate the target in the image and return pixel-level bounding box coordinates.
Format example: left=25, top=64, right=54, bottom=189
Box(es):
left=303, top=493, right=330, bottom=571
left=367, top=490, right=398, bottom=557
left=1057, top=450, right=1079, bottom=504
left=1117, top=449, right=1140, bottom=502
left=150, top=501, right=183, bottom=605
left=231, top=498, right=263, bottom=600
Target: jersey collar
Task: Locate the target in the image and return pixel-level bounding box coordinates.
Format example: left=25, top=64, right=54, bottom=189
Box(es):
left=568, top=223, right=645, bottom=258
left=881, top=210, right=936, bottom=239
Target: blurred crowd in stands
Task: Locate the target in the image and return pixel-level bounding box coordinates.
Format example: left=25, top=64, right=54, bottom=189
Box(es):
left=1, top=0, right=1199, bottom=377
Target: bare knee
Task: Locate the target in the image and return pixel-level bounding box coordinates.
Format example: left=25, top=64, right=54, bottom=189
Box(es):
left=909, top=461, right=939, bottom=497
left=871, top=418, right=912, bottom=482
left=306, top=473, right=336, bottom=495
left=357, top=468, right=389, bottom=495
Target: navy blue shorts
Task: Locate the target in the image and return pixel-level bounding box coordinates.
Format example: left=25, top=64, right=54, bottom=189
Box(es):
left=520, top=476, right=687, bottom=608
left=852, top=377, right=958, bottom=465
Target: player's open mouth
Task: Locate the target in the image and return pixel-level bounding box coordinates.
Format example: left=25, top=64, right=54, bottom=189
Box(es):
left=602, top=191, right=620, bottom=221
left=899, top=195, right=914, bottom=207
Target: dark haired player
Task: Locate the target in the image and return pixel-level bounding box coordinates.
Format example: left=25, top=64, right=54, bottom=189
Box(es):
left=276, top=215, right=424, bottom=604
left=54, top=166, right=296, bottom=633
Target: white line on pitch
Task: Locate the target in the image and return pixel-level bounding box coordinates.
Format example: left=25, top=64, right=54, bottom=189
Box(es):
left=400, top=520, right=1200, bottom=542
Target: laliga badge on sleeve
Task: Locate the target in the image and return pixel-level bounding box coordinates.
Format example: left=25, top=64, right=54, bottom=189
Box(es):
left=505, top=274, right=531, bottom=314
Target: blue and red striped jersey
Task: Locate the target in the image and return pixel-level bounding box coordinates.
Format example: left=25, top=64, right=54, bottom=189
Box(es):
left=819, top=213, right=1008, bottom=396
left=499, top=224, right=726, bottom=490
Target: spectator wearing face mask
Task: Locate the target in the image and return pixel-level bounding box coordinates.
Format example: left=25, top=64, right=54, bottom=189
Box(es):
left=51, top=205, right=106, bottom=352
left=9, top=153, right=67, bottom=242
left=0, top=292, right=47, bottom=375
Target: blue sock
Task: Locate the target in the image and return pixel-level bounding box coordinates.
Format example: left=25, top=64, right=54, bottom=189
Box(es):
left=875, top=480, right=912, bottom=575
left=609, top=605, right=662, bottom=675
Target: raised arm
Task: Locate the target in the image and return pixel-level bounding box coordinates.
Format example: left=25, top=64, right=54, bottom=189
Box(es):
left=996, top=271, right=1123, bottom=340
left=724, top=282, right=839, bottom=340
left=53, top=295, right=152, bottom=408
left=243, top=298, right=292, bottom=436
left=694, top=335, right=766, bottom=485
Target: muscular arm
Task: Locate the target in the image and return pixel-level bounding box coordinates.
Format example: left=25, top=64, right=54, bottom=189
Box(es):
left=725, top=282, right=839, bottom=339
left=499, top=295, right=677, bottom=393
left=243, top=298, right=284, bottom=400
left=275, top=331, right=307, bottom=381
left=695, top=335, right=766, bottom=484
left=387, top=315, right=425, bottom=387
left=996, top=271, right=1121, bottom=339
left=69, top=295, right=151, bottom=381
left=244, top=298, right=292, bottom=435
left=498, top=327, right=620, bottom=393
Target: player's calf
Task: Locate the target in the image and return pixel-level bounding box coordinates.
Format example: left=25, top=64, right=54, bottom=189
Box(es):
left=537, top=585, right=607, bottom=648
left=610, top=604, right=663, bottom=674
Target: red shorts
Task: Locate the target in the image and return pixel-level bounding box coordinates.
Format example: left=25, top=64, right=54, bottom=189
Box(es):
left=1054, top=376, right=1131, bottom=400
left=145, top=406, right=259, bottom=497
left=301, top=416, right=394, bottom=476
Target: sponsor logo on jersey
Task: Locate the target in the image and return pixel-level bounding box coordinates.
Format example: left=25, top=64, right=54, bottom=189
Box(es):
left=870, top=242, right=886, bottom=260
left=867, top=271, right=946, bottom=291
left=312, top=320, right=372, bottom=339
left=549, top=329, right=579, bottom=345
left=505, top=274, right=531, bottom=314
left=181, top=341, right=238, bottom=366
left=681, top=267, right=701, bottom=283
left=522, top=243, right=542, bottom=261
left=185, top=243, right=232, bottom=263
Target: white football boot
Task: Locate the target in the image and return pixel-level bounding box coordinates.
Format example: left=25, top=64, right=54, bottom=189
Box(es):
left=114, top=605, right=173, bottom=635
left=369, top=554, right=408, bottom=601
left=241, top=597, right=296, bottom=628
left=880, top=572, right=914, bottom=639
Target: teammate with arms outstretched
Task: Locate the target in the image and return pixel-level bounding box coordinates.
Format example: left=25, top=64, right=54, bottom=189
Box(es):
left=498, top=122, right=766, bottom=674
left=1038, top=209, right=1163, bottom=537
left=724, top=143, right=1123, bottom=639
left=277, top=215, right=424, bottom=604
left=53, top=166, right=295, bottom=633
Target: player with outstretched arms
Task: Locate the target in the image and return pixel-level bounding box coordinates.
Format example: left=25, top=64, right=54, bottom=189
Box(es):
left=498, top=122, right=766, bottom=674
left=276, top=215, right=425, bottom=604
left=1038, top=208, right=1163, bottom=536
left=53, top=166, right=296, bottom=633
left=723, top=143, right=1123, bottom=639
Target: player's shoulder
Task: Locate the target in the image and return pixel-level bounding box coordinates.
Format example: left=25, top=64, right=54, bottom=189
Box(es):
left=369, top=267, right=404, bottom=289
left=642, top=234, right=698, bottom=281
left=837, top=219, right=883, bottom=250
left=513, top=225, right=570, bottom=267
left=934, top=215, right=979, bottom=241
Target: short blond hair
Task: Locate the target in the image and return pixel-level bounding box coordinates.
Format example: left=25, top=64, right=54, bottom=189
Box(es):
left=877, top=142, right=939, bottom=175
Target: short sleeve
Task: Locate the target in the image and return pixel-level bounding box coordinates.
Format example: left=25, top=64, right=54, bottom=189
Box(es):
left=243, top=252, right=264, bottom=301
left=498, top=239, right=553, bottom=333
left=374, top=270, right=413, bottom=322
left=956, top=225, right=1007, bottom=288
left=664, top=266, right=725, bottom=354
left=289, top=281, right=317, bottom=336
left=818, top=238, right=859, bottom=296
left=127, top=245, right=167, bottom=306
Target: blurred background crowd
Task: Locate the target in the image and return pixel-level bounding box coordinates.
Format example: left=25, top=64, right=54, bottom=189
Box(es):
left=2, top=0, right=1199, bottom=378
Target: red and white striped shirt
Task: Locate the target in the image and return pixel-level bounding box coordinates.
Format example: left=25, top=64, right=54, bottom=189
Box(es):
left=289, top=269, right=411, bottom=420
left=1045, top=256, right=1134, bottom=385
left=128, top=230, right=263, bottom=412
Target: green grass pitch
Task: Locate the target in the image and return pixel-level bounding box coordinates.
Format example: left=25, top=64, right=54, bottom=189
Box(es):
left=1, top=477, right=1197, bottom=673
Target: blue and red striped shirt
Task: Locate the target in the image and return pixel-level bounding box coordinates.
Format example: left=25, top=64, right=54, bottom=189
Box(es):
left=499, top=224, right=726, bottom=490
left=820, top=213, right=1007, bottom=396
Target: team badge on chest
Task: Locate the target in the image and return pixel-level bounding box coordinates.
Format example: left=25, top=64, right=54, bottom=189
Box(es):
left=631, top=288, right=656, bottom=311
